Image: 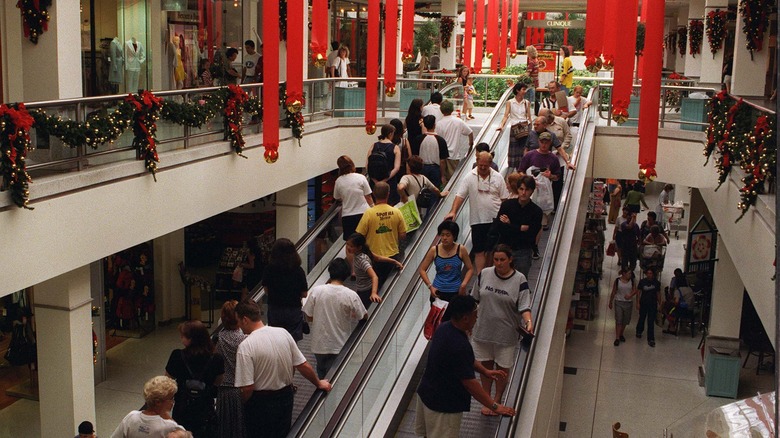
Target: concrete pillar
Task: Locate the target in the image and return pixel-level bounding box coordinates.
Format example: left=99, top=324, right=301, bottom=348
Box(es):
left=675, top=7, right=689, bottom=74
left=21, top=0, right=82, bottom=101
left=683, top=0, right=704, bottom=78
left=699, top=0, right=729, bottom=86
left=439, top=0, right=459, bottom=70
left=1, top=1, right=25, bottom=102
left=730, top=3, right=772, bottom=97
left=154, top=229, right=186, bottom=323
left=276, top=181, right=309, bottom=242
left=34, top=266, right=96, bottom=437
left=708, top=238, right=744, bottom=339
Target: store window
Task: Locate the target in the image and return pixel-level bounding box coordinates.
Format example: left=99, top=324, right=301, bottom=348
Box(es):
left=81, top=0, right=151, bottom=96
left=331, top=1, right=373, bottom=78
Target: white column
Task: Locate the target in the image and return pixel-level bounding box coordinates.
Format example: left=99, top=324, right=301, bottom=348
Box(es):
left=153, top=229, right=186, bottom=323
left=35, top=266, right=96, bottom=437
left=730, top=4, right=772, bottom=97
left=683, top=0, right=704, bottom=78
left=439, top=0, right=459, bottom=70
left=664, top=18, right=676, bottom=71
left=276, top=181, right=309, bottom=242
left=699, top=0, right=729, bottom=86
left=708, top=238, right=744, bottom=339
left=675, top=7, right=689, bottom=74
left=1, top=1, right=25, bottom=102
left=21, top=0, right=82, bottom=100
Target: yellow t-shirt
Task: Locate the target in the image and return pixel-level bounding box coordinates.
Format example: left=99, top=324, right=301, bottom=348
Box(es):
left=559, top=57, right=574, bottom=89
left=355, top=203, right=407, bottom=258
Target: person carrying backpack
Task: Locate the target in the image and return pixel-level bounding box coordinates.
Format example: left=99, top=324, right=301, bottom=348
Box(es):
left=366, top=124, right=401, bottom=205
left=608, top=268, right=638, bottom=346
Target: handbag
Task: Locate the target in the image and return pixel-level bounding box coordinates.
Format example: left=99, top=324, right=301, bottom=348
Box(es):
left=510, top=122, right=529, bottom=139
left=424, top=298, right=449, bottom=340
left=413, top=176, right=435, bottom=209
left=606, top=240, right=617, bottom=257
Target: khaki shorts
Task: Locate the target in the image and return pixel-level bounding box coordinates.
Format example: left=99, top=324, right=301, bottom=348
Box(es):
left=414, top=395, right=463, bottom=438
left=472, top=339, right=517, bottom=369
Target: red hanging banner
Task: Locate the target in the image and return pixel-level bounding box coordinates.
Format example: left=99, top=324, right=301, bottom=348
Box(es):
left=474, top=0, right=485, bottom=71
left=610, top=0, right=638, bottom=124
left=401, top=0, right=415, bottom=63
left=509, top=0, right=518, bottom=59
left=637, top=0, right=664, bottom=178
left=365, top=0, right=379, bottom=134
left=583, top=0, right=605, bottom=72
left=263, top=0, right=280, bottom=162
left=499, top=0, right=508, bottom=69
left=310, top=0, right=329, bottom=67
left=601, top=0, right=620, bottom=70
left=287, top=0, right=304, bottom=108
left=486, top=0, right=498, bottom=72
left=464, top=0, right=474, bottom=69
left=637, top=0, right=649, bottom=78
left=385, top=0, right=398, bottom=96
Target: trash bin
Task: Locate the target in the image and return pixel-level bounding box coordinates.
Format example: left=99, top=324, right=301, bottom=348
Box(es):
left=705, top=346, right=741, bottom=398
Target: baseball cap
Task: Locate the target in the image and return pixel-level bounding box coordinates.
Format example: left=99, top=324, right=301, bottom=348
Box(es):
left=78, top=421, right=95, bottom=434
left=538, top=132, right=552, bottom=141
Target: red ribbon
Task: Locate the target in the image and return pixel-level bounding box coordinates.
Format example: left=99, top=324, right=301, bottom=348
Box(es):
left=486, top=0, right=498, bottom=72
left=384, top=0, right=398, bottom=93
left=464, top=0, right=474, bottom=68
left=474, top=0, right=485, bottom=71
left=310, top=0, right=329, bottom=65
left=509, top=0, right=519, bottom=59
left=287, top=0, right=303, bottom=104
left=263, top=0, right=280, bottom=154
left=637, top=0, right=664, bottom=175
left=583, top=0, right=605, bottom=62
left=400, top=0, right=415, bottom=61
left=365, top=0, right=379, bottom=130
left=499, top=0, right=509, bottom=69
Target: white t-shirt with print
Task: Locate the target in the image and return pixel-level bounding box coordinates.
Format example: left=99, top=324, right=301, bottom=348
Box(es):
left=243, top=52, right=261, bottom=77
left=234, top=326, right=306, bottom=391
left=302, top=283, right=367, bottom=354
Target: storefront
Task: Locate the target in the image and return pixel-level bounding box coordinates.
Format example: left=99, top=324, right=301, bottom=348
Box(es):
left=332, top=1, right=373, bottom=78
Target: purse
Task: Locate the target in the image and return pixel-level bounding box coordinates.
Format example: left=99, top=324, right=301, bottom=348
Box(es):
left=510, top=122, right=529, bottom=139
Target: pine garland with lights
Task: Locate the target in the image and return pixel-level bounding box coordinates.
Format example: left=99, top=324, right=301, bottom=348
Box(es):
left=223, top=84, right=250, bottom=158
left=677, top=27, right=687, bottom=57
left=704, top=90, right=730, bottom=163
left=17, top=0, right=51, bottom=44
left=664, top=72, right=688, bottom=111
left=739, top=0, right=773, bottom=60
left=688, top=20, right=703, bottom=57
left=440, top=17, right=455, bottom=51
left=279, top=84, right=305, bottom=144
left=735, top=115, right=775, bottom=220
left=0, top=103, right=35, bottom=209
left=706, top=9, right=728, bottom=58
left=30, top=104, right=133, bottom=148
left=125, top=91, right=164, bottom=180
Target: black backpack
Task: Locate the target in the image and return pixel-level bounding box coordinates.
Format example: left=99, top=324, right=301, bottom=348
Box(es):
left=367, top=143, right=390, bottom=181
left=180, top=351, right=213, bottom=408
left=414, top=175, right=435, bottom=208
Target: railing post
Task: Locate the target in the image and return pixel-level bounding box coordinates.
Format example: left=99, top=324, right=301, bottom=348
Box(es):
left=381, top=78, right=386, bottom=118
left=660, top=87, right=666, bottom=128
left=76, top=102, right=84, bottom=171
left=183, top=92, right=190, bottom=149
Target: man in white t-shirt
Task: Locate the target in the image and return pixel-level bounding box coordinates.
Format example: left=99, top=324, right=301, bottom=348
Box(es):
left=235, top=300, right=332, bottom=438
left=303, top=258, right=367, bottom=378
left=242, top=40, right=261, bottom=84
left=436, top=100, right=474, bottom=183
left=421, top=92, right=444, bottom=121
left=326, top=41, right=340, bottom=77
left=444, top=151, right=510, bottom=273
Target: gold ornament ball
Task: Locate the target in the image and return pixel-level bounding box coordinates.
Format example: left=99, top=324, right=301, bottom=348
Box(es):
left=486, top=52, right=493, bottom=59
left=509, top=52, right=517, bottom=59
left=385, top=86, right=396, bottom=97
left=366, top=124, right=377, bottom=135
left=402, top=53, right=414, bottom=64
left=286, top=100, right=302, bottom=113
left=264, top=148, right=279, bottom=163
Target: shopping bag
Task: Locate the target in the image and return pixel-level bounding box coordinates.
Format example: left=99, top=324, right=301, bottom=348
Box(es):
left=530, top=170, right=554, bottom=214
left=396, top=196, right=422, bottom=232
left=606, top=240, right=617, bottom=257
left=423, top=298, right=449, bottom=340
left=232, top=265, right=244, bottom=282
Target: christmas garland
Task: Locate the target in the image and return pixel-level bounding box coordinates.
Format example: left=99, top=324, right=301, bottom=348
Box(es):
left=440, top=17, right=455, bottom=51
left=677, top=27, right=687, bottom=57
left=279, top=84, right=305, bottom=144
left=0, top=103, right=35, bottom=209
left=666, top=32, right=677, bottom=55
left=706, top=9, right=728, bottom=58
left=125, top=91, right=164, bottom=180
left=224, top=84, right=250, bottom=157
left=739, top=0, right=773, bottom=59
left=280, top=0, right=288, bottom=41
left=688, top=20, right=704, bottom=57
left=17, top=0, right=51, bottom=44
left=664, top=72, right=688, bottom=111
left=415, top=11, right=442, bottom=19
left=703, top=91, right=777, bottom=220
left=635, top=23, right=646, bottom=56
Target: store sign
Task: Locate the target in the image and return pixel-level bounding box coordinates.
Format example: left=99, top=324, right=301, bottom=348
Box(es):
left=170, top=11, right=201, bottom=23
left=524, top=20, right=586, bottom=29
left=162, top=0, right=187, bottom=11
left=537, top=51, right=557, bottom=72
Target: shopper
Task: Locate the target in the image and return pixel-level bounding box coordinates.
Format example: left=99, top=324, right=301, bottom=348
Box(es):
left=366, top=124, right=402, bottom=205
left=418, top=220, right=474, bottom=307
left=410, top=115, right=449, bottom=188
left=262, top=238, right=308, bottom=342
left=215, top=300, right=247, bottom=438
left=333, top=155, right=373, bottom=241
left=497, top=82, right=532, bottom=172
left=493, top=174, right=543, bottom=277
left=635, top=268, right=662, bottom=347
left=525, top=46, right=540, bottom=108
left=436, top=100, right=474, bottom=183
left=415, top=295, right=515, bottom=437
left=558, top=46, right=574, bottom=95
left=656, top=183, right=674, bottom=228
left=302, top=258, right=368, bottom=378
left=471, top=245, right=533, bottom=416
left=464, top=75, right=478, bottom=119
left=624, top=182, right=650, bottom=214
left=607, top=180, right=622, bottom=224
left=355, top=182, right=407, bottom=285
left=405, top=98, right=424, bottom=141
left=165, top=320, right=224, bottom=437
left=389, top=118, right=412, bottom=179
left=608, top=268, right=637, bottom=346
left=344, top=232, right=403, bottom=308
left=111, top=376, right=185, bottom=438
left=618, top=212, right=641, bottom=272
left=421, top=92, right=444, bottom=121
left=397, top=155, right=447, bottom=218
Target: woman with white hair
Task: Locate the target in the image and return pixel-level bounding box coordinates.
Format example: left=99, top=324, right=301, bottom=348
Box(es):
left=111, top=376, right=185, bottom=438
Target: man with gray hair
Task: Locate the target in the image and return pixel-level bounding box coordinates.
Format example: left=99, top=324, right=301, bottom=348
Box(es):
left=436, top=100, right=474, bottom=183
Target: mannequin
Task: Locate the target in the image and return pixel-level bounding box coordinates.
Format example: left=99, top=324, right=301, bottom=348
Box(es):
left=125, top=36, right=146, bottom=93
left=173, top=35, right=185, bottom=89
left=167, top=35, right=177, bottom=90
left=108, top=37, right=124, bottom=93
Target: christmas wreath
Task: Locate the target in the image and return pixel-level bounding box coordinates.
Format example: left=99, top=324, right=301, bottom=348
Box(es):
left=17, top=0, right=51, bottom=44
left=739, top=0, right=772, bottom=59
left=688, top=20, right=704, bottom=57
left=440, top=17, right=455, bottom=51
left=0, top=103, right=35, bottom=208
left=677, top=26, right=687, bottom=57
left=706, top=9, right=728, bottom=58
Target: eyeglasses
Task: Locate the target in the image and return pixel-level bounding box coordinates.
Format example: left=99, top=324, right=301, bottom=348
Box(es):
left=477, top=174, right=492, bottom=192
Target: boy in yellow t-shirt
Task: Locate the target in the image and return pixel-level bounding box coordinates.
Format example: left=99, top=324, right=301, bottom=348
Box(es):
left=356, top=182, right=407, bottom=285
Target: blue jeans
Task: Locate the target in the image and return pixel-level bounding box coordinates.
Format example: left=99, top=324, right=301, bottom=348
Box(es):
left=422, top=164, right=441, bottom=189
left=512, top=248, right=533, bottom=278
left=636, top=304, right=656, bottom=342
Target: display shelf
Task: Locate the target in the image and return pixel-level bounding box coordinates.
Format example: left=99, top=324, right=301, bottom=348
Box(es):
left=572, top=180, right=608, bottom=321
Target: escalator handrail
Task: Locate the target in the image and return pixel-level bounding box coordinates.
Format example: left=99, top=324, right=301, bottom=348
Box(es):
left=209, top=203, right=343, bottom=335
left=317, top=86, right=516, bottom=437
left=494, top=88, right=596, bottom=437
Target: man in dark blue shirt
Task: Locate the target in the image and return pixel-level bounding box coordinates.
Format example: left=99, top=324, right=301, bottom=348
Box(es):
left=415, top=295, right=515, bottom=436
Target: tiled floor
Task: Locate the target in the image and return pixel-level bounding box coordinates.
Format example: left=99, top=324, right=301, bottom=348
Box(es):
left=558, top=185, right=775, bottom=438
